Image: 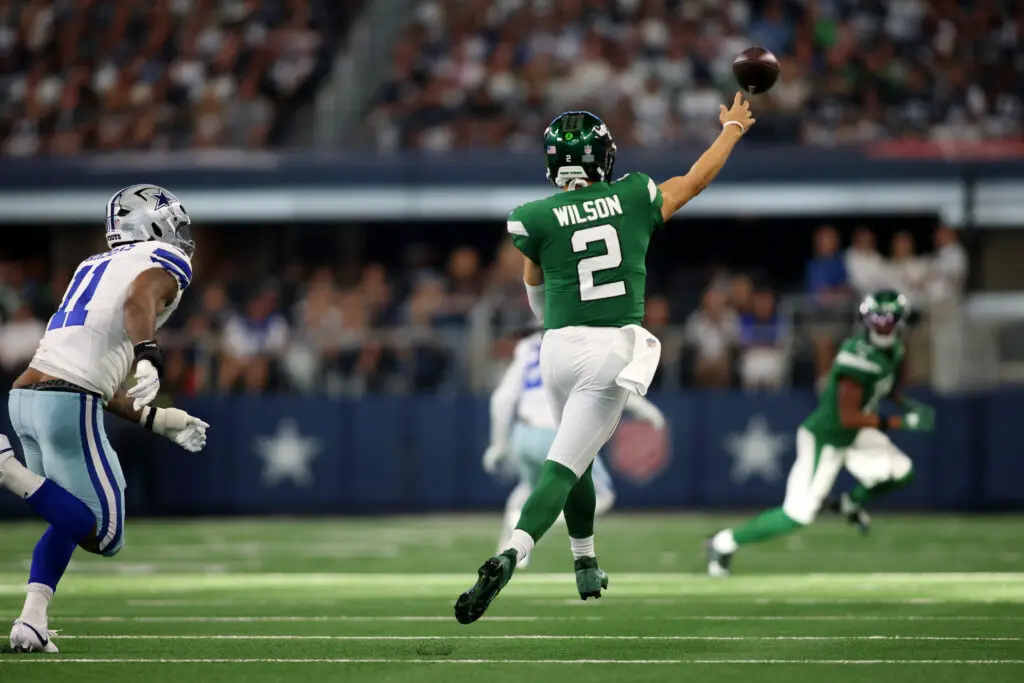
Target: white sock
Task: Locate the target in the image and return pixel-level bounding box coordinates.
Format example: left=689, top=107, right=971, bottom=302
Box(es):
left=712, top=529, right=738, bottom=554
left=19, top=583, right=53, bottom=627
left=569, top=535, right=595, bottom=560
left=507, top=529, right=535, bottom=564
left=0, top=454, right=45, bottom=499
left=498, top=484, right=531, bottom=553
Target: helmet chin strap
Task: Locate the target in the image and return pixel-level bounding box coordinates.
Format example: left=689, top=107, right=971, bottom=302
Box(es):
left=565, top=178, right=591, bottom=190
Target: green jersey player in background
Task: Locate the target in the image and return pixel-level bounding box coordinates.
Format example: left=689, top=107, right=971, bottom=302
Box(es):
left=707, top=290, right=936, bottom=576
left=455, top=93, right=756, bottom=624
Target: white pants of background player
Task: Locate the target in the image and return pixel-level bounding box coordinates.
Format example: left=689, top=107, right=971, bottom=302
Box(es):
left=784, top=427, right=913, bottom=525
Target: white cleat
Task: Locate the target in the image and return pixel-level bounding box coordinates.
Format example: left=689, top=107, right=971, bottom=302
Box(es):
left=10, top=620, right=59, bottom=653
left=707, top=559, right=731, bottom=578
left=705, top=538, right=733, bottom=578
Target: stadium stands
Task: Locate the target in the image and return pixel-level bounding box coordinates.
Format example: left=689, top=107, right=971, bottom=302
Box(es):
left=0, top=1, right=1008, bottom=395
left=369, top=0, right=1024, bottom=151
left=0, top=0, right=347, bottom=154
left=0, top=220, right=963, bottom=395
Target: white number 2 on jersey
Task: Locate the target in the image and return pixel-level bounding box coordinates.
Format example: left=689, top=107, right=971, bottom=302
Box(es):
left=571, top=224, right=627, bottom=302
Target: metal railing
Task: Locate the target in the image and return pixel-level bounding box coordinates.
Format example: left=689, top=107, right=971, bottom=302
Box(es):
left=314, top=0, right=418, bottom=149
left=157, top=292, right=1024, bottom=396
left=774, top=292, right=1024, bottom=393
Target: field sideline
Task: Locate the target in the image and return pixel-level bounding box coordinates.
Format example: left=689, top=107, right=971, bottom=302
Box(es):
left=0, top=514, right=1021, bottom=682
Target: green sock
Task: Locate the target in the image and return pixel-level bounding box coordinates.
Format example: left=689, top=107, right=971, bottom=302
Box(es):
left=515, top=461, right=578, bottom=542
left=563, top=465, right=595, bottom=539
left=732, top=507, right=804, bottom=546
left=849, top=470, right=915, bottom=505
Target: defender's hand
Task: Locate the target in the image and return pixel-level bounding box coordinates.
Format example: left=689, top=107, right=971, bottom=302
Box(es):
left=482, top=445, right=507, bottom=475
left=719, top=91, right=755, bottom=134
left=142, top=407, right=209, bottom=452
left=127, top=359, right=160, bottom=410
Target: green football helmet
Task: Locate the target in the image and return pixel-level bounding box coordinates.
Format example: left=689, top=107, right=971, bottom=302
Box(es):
left=543, top=111, right=616, bottom=187
left=859, top=289, right=910, bottom=348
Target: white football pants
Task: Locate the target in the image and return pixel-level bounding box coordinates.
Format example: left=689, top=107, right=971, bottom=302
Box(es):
left=783, top=427, right=914, bottom=525
left=539, top=326, right=632, bottom=477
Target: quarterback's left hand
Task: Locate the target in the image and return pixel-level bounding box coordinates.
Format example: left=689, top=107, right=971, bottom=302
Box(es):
left=141, top=406, right=209, bottom=452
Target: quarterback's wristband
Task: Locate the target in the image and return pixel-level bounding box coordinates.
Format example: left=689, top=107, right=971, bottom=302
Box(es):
left=723, top=121, right=745, bottom=134
left=133, top=340, right=164, bottom=375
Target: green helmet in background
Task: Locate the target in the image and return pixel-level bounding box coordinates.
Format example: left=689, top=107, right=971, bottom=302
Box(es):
left=859, top=289, right=911, bottom=348
left=543, top=111, right=616, bottom=187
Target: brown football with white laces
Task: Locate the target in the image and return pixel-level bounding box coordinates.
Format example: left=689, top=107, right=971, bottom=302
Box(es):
left=733, top=47, right=780, bottom=94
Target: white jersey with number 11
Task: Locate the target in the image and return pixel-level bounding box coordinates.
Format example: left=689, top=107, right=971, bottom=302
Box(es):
left=30, top=241, right=191, bottom=401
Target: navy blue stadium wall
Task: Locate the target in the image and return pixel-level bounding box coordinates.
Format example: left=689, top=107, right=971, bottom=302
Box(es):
left=1, top=390, right=1022, bottom=516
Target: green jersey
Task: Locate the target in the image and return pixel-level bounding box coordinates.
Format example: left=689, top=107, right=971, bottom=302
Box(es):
left=507, top=172, right=665, bottom=330
left=802, top=334, right=905, bottom=447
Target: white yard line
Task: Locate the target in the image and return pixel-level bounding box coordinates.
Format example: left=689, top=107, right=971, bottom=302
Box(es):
left=56, top=616, right=542, bottom=623
left=655, top=618, right=1024, bottom=622
left=5, top=572, right=1024, bottom=585
left=125, top=597, right=1020, bottom=608
left=2, top=658, right=1023, bottom=665
left=53, top=615, right=1024, bottom=622
left=533, top=598, right=1022, bottom=606
left=54, top=635, right=1023, bottom=642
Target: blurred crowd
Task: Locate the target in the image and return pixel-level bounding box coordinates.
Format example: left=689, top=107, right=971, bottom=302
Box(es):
left=6, top=0, right=1020, bottom=156
left=1, top=0, right=335, bottom=155
left=0, top=222, right=966, bottom=396
left=0, top=240, right=535, bottom=395
left=154, top=241, right=536, bottom=396
left=370, top=0, right=1024, bottom=152
left=676, top=223, right=968, bottom=392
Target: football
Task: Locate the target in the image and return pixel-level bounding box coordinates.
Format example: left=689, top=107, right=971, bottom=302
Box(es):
left=732, top=47, right=780, bottom=94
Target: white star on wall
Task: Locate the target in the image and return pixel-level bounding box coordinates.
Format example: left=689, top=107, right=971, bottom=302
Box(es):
left=722, top=415, right=791, bottom=485
left=253, top=419, right=322, bottom=488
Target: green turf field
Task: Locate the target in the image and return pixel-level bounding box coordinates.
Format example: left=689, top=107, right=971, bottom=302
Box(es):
left=0, top=514, right=1022, bottom=682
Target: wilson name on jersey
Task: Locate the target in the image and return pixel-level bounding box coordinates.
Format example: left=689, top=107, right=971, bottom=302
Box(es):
left=507, top=172, right=664, bottom=330
left=31, top=242, right=191, bottom=400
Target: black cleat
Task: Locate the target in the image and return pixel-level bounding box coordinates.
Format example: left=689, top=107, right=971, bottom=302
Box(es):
left=454, top=550, right=516, bottom=625
left=828, top=492, right=872, bottom=535
left=574, top=556, right=609, bottom=600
